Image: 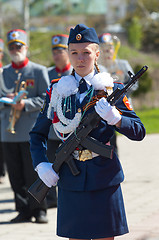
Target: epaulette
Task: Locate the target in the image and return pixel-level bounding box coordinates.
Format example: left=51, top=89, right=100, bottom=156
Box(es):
left=46, top=78, right=60, bottom=99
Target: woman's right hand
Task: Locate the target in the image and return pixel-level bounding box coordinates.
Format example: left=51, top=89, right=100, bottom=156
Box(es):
left=35, top=162, right=59, bottom=188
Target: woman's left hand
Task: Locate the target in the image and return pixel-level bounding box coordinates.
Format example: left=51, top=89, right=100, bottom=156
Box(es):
left=95, top=97, right=121, bottom=126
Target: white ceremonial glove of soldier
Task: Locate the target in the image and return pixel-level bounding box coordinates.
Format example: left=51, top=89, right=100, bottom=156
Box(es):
left=35, top=162, right=59, bottom=188
left=95, top=97, right=121, bottom=125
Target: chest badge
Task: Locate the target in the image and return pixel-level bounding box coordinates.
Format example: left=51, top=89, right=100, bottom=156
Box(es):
left=26, top=79, right=34, bottom=88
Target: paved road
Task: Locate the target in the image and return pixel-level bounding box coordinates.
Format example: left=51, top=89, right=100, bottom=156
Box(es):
left=0, top=134, right=159, bottom=240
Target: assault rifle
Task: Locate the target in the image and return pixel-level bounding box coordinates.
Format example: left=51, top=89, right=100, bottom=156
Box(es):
left=28, top=65, right=148, bottom=203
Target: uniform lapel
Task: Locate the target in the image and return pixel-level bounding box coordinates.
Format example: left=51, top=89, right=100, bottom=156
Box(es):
left=78, top=87, right=97, bottom=114
left=62, top=94, right=77, bottom=120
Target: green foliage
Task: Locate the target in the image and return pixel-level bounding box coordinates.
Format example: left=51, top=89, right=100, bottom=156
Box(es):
left=132, top=64, right=152, bottom=97
left=142, top=20, right=159, bottom=51
left=127, top=17, right=143, bottom=49
left=29, top=31, right=61, bottom=67
left=122, top=0, right=159, bottom=51
left=118, top=45, right=159, bottom=69
left=137, top=0, right=159, bottom=13
left=118, top=45, right=140, bottom=60
left=136, top=108, right=159, bottom=134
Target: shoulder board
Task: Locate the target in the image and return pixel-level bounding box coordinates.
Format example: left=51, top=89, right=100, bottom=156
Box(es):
left=51, top=78, right=60, bottom=84
left=46, top=78, right=60, bottom=99
left=46, top=82, right=54, bottom=99
left=46, top=87, right=52, bottom=99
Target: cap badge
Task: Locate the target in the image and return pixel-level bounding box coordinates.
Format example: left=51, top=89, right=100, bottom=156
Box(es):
left=76, top=34, right=82, bottom=41
left=102, top=34, right=113, bottom=44
left=52, top=36, right=60, bottom=44
left=11, top=31, right=19, bottom=40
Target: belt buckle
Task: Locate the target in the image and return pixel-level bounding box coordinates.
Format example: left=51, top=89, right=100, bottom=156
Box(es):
left=79, top=150, right=92, bottom=161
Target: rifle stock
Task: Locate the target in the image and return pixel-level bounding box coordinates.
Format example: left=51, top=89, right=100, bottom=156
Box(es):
left=28, top=65, right=148, bottom=203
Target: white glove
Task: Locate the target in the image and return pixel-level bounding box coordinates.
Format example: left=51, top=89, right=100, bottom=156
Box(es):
left=35, top=162, right=59, bottom=188
left=95, top=97, right=121, bottom=125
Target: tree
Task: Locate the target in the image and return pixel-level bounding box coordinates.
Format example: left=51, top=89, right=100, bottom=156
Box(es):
left=123, top=0, right=159, bottom=51
left=128, top=16, right=143, bottom=49
left=132, top=64, right=152, bottom=97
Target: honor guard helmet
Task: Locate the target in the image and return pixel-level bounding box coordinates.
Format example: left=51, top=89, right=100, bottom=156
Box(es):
left=98, top=33, right=121, bottom=61
left=98, top=33, right=114, bottom=45
left=0, top=39, right=4, bottom=51
left=68, top=24, right=99, bottom=45
left=7, top=29, right=27, bottom=47
left=52, top=34, right=69, bottom=50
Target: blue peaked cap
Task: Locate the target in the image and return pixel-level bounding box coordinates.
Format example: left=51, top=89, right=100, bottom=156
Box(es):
left=68, top=24, right=99, bottom=45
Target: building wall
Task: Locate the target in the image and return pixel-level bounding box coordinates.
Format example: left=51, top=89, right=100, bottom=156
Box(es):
left=106, top=0, right=127, bottom=24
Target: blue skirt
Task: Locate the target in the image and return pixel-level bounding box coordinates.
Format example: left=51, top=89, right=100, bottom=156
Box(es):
left=57, top=184, right=129, bottom=239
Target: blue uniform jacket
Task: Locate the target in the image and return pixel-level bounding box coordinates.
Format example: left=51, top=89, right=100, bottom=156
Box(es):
left=30, top=80, right=146, bottom=192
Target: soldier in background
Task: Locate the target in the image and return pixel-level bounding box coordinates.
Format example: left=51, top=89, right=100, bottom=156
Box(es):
left=0, top=38, right=5, bottom=183
left=47, top=34, right=72, bottom=208
left=0, top=29, right=50, bottom=223
left=98, top=33, right=135, bottom=86
left=98, top=33, right=137, bottom=155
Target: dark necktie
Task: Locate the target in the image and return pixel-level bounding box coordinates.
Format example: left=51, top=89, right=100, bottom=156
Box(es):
left=79, top=78, right=87, bottom=94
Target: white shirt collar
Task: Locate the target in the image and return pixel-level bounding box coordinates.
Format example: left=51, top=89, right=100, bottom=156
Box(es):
left=75, top=71, right=95, bottom=86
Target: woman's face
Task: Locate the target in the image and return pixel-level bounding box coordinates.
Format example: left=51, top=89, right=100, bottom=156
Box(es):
left=68, top=42, right=99, bottom=77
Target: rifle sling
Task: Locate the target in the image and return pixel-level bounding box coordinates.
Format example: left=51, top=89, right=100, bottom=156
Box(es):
left=81, top=136, right=113, bottom=159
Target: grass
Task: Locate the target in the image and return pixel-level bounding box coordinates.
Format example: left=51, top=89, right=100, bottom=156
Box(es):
left=118, top=45, right=159, bottom=69
left=135, top=108, right=159, bottom=134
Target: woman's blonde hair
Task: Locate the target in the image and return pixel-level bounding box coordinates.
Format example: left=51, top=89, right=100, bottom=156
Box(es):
left=93, top=43, right=100, bottom=73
